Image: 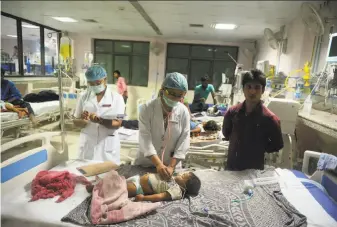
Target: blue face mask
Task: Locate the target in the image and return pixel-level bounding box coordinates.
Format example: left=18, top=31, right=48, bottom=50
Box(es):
left=90, top=84, right=106, bottom=94
left=162, top=95, right=178, bottom=108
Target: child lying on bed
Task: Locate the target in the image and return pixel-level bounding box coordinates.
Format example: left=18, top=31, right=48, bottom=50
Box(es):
left=87, top=171, right=201, bottom=202
left=127, top=171, right=201, bottom=202
left=190, top=120, right=221, bottom=136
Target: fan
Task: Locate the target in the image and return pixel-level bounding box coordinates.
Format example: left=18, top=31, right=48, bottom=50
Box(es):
left=264, top=27, right=286, bottom=51
left=264, top=26, right=287, bottom=75
left=300, top=2, right=325, bottom=36
left=150, top=41, right=164, bottom=56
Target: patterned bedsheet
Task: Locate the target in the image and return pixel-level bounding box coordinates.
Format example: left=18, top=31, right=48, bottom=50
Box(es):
left=62, top=165, right=307, bottom=227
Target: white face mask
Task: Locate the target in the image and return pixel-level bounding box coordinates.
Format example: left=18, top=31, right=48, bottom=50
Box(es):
left=90, top=84, right=106, bottom=94
left=162, top=94, right=179, bottom=107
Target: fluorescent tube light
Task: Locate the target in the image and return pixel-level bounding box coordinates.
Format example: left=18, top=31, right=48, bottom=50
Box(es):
left=52, top=17, right=77, bottom=22
left=214, top=24, right=237, bottom=30
left=22, top=24, right=39, bottom=29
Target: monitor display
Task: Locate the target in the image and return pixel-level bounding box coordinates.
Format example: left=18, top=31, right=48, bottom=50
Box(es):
left=328, top=36, right=337, bottom=57
left=327, top=33, right=337, bottom=62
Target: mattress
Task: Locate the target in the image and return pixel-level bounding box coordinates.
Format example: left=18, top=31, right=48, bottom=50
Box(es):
left=1, top=101, right=60, bottom=122
left=1, top=163, right=336, bottom=227
left=276, top=168, right=337, bottom=227
left=291, top=170, right=337, bottom=222
left=1, top=160, right=99, bottom=227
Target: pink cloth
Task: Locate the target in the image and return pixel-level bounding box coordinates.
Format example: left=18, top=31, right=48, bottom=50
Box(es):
left=90, top=170, right=160, bottom=225
left=30, top=171, right=90, bottom=203
left=116, top=77, right=128, bottom=96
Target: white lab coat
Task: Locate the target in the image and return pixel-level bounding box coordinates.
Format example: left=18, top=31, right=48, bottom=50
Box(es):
left=134, top=98, right=190, bottom=167
left=73, top=87, right=125, bottom=164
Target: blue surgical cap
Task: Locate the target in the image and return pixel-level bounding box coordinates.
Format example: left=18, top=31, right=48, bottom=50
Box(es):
left=85, top=65, right=107, bottom=82
left=162, top=72, right=188, bottom=91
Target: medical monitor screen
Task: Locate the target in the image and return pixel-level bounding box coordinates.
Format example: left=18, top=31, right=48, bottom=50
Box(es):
left=328, top=36, right=337, bottom=58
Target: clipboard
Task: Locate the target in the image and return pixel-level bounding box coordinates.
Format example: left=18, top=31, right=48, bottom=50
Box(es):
left=76, top=161, right=119, bottom=177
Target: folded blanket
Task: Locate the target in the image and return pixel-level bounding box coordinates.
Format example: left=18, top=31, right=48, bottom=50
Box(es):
left=317, top=153, right=337, bottom=171
left=30, top=170, right=90, bottom=203
left=23, top=90, right=59, bottom=103
left=90, top=170, right=160, bottom=225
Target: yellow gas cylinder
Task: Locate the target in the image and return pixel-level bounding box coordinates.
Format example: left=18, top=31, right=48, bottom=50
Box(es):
left=303, top=62, right=311, bottom=87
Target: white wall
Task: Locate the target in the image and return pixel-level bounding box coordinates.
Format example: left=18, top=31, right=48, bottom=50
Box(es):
left=70, top=33, right=254, bottom=118
left=255, top=2, right=337, bottom=75
left=255, top=16, right=315, bottom=75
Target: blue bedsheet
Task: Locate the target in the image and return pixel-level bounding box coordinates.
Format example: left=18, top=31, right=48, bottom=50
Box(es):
left=291, top=170, right=337, bottom=221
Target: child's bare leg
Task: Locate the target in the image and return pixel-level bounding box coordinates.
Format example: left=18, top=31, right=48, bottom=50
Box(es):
left=127, top=182, right=137, bottom=198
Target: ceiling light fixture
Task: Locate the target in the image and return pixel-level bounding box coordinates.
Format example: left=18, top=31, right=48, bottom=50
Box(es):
left=214, top=23, right=237, bottom=30
left=51, top=17, right=77, bottom=22
left=7, top=35, right=17, bottom=38
left=22, top=24, right=39, bottom=29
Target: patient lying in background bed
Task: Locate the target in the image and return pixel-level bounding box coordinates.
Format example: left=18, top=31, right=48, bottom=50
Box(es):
left=190, top=120, right=221, bottom=137
left=0, top=101, right=28, bottom=118
left=1, top=68, right=38, bottom=126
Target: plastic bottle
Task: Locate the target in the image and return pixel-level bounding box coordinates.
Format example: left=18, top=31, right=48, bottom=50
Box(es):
left=265, top=79, right=272, bottom=98
left=302, top=96, right=312, bottom=116
left=297, top=80, right=304, bottom=89
left=60, top=36, right=71, bottom=64
left=294, top=86, right=301, bottom=100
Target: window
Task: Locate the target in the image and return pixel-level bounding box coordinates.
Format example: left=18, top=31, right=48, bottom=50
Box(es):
left=166, top=43, right=238, bottom=90
left=22, top=22, right=41, bottom=76
left=1, top=15, right=19, bottom=76
left=44, top=28, right=58, bottom=75
left=1, top=12, right=60, bottom=76
left=95, top=54, right=113, bottom=83
left=93, top=40, right=149, bottom=86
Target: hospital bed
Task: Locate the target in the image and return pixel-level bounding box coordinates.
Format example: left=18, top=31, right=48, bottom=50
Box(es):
left=1, top=134, right=336, bottom=227
left=276, top=150, right=337, bottom=226
left=191, top=110, right=224, bottom=123
left=118, top=127, right=228, bottom=170
left=0, top=87, right=81, bottom=138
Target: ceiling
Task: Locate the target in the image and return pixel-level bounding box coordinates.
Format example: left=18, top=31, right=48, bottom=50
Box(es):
left=1, top=1, right=316, bottom=42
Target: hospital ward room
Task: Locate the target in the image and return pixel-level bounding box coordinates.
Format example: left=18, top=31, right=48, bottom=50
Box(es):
left=1, top=1, right=337, bottom=226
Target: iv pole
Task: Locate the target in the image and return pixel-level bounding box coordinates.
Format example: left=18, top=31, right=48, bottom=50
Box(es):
left=57, top=33, right=66, bottom=152
left=224, top=51, right=243, bottom=105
